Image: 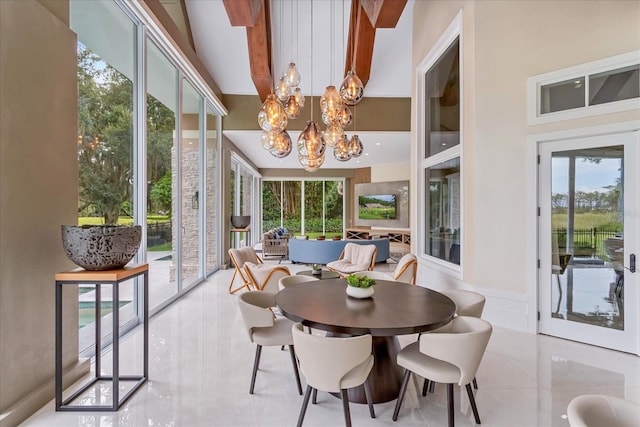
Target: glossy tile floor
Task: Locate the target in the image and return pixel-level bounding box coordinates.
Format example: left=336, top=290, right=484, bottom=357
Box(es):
left=24, top=262, right=640, bottom=427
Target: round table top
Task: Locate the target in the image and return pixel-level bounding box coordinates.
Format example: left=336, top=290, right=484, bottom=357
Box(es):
left=275, top=279, right=456, bottom=336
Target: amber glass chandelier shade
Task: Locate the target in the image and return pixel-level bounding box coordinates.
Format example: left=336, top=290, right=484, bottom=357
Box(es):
left=298, top=152, right=325, bottom=171
left=333, top=135, right=352, bottom=161
left=348, top=134, right=364, bottom=157
left=320, top=85, right=343, bottom=125
left=276, top=76, right=290, bottom=101
left=337, top=104, right=352, bottom=127
left=293, top=87, right=305, bottom=108
left=323, top=122, right=344, bottom=148
left=340, top=70, right=364, bottom=105
left=283, top=62, right=301, bottom=87
left=297, top=120, right=326, bottom=158
left=260, top=130, right=280, bottom=150
left=258, top=94, right=288, bottom=132
left=285, top=95, right=301, bottom=119
left=270, top=130, right=292, bottom=158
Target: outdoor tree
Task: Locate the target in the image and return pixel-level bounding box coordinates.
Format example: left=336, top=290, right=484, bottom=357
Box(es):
left=77, top=43, right=174, bottom=223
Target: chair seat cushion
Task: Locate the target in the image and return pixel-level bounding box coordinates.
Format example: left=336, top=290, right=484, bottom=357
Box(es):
left=397, top=341, right=461, bottom=385
left=252, top=317, right=295, bottom=346
left=326, top=260, right=371, bottom=274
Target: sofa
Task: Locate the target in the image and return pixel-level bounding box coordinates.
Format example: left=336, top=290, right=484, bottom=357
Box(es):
left=261, top=227, right=291, bottom=259
left=288, top=238, right=390, bottom=265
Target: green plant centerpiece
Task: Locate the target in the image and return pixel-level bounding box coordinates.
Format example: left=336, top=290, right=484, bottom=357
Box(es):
left=345, top=274, right=376, bottom=299
left=312, top=264, right=322, bottom=275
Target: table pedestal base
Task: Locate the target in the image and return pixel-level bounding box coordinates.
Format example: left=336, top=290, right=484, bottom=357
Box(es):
left=331, top=336, right=404, bottom=404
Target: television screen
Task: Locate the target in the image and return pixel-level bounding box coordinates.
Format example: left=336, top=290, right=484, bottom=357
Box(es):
left=358, top=194, right=397, bottom=220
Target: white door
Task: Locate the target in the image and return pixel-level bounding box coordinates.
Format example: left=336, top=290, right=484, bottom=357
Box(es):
left=538, top=131, right=639, bottom=354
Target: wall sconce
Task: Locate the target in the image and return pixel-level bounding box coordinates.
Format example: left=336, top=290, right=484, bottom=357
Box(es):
left=192, top=190, right=199, bottom=209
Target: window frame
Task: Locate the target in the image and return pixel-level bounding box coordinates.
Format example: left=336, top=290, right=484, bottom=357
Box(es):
left=416, top=11, right=463, bottom=279
left=527, top=50, right=640, bottom=125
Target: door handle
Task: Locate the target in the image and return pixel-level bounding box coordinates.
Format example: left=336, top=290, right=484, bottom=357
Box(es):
left=629, top=254, right=636, bottom=273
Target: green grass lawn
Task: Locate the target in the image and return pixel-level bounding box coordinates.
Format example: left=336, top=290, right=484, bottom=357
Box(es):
left=552, top=211, right=621, bottom=229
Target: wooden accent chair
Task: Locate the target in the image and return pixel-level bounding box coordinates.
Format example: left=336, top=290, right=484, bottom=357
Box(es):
left=228, top=247, right=262, bottom=294
left=243, top=262, right=290, bottom=294
left=356, top=253, right=418, bottom=284
left=326, top=243, right=377, bottom=277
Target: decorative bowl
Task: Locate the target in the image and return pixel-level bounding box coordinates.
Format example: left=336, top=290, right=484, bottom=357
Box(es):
left=346, top=285, right=375, bottom=299
left=61, top=225, right=142, bottom=271
left=231, top=215, right=251, bottom=228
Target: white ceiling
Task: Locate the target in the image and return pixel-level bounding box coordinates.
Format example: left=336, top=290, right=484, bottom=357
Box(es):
left=185, top=0, right=414, bottom=170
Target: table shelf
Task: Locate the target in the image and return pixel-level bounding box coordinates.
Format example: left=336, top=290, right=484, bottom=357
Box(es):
left=55, top=264, right=148, bottom=411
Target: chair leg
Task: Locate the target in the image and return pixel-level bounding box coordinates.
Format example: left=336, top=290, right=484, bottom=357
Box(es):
left=429, top=380, right=436, bottom=393
left=473, top=377, right=478, bottom=390
left=363, top=379, right=376, bottom=418
left=392, top=369, right=412, bottom=421
left=466, top=383, right=481, bottom=424
left=312, top=388, right=318, bottom=404
left=296, top=385, right=313, bottom=427
left=340, top=389, right=352, bottom=427
left=422, top=379, right=429, bottom=396
left=250, top=345, right=262, bottom=394
left=447, top=383, right=455, bottom=427
left=289, top=345, right=303, bottom=395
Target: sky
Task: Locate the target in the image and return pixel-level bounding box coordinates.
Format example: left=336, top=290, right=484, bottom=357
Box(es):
left=552, top=157, right=622, bottom=194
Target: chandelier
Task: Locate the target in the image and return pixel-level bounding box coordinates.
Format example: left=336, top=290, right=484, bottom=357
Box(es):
left=257, top=0, right=365, bottom=170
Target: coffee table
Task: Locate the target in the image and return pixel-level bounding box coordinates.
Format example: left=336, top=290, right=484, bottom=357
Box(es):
left=275, top=279, right=455, bottom=403
left=296, top=269, right=340, bottom=280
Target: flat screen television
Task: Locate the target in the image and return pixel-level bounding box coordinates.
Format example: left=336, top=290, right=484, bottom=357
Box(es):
left=358, top=194, right=397, bottom=220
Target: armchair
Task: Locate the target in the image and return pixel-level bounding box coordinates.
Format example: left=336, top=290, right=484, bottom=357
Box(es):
left=326, top=243, right=377, bottom=277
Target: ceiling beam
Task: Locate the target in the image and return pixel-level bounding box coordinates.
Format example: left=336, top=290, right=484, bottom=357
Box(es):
left=345, top=0, right=376, bottom=87
left=360, top=0, right=408, bottom=28
left=222, top=0, right=263, bottom=26
left=223, top=0, right=273, bottom=100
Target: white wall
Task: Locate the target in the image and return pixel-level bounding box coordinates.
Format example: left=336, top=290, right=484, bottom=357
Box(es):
left=412, top=0, right=640, bottom=331
left=371, top=162, right=410, bottom=183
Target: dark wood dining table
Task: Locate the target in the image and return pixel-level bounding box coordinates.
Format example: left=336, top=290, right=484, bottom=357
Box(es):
left=275, top=279, right=456, bottom=403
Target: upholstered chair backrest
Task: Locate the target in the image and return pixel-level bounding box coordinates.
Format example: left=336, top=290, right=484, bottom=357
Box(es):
left=418, top=316, right=492, bottom=386
left=291, top=322, right=373, bottom=393
left=237, top=291, right=276, bottom=341
left=394, top=253, right=417, bottom=284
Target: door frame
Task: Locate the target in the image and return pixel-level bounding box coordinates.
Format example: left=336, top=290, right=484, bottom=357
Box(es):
left=526, top=120, right=640, bottom=355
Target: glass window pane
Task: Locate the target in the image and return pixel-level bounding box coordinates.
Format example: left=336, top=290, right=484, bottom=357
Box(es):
left=325, top=181, right=344, bottom=238
left=304, top=181, right=324, bottom=237
left=72, top=0, right=136, bottom=353
left=283, top=181, right=302, bottom=235
left=424, top=38, right=460, bottom=158
left=589, top=64, right=640, bottom=106
left=540, top=77, right=585, bottom=114
left=262, top=181, right=283, bottom=231
left=146, top=39, right=178, bottom=308
left=425, top=157, right=461, bottom=264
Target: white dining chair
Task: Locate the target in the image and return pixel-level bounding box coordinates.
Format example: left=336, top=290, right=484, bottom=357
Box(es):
left=567, top=394, right=640, bottom=427
left=237, top=291, right=303, bottom=395
left=279, top=274, right=319, bottom=290
left=292, top=322, right=375, bottom=427
left=393, top=316, right=492, bottom=427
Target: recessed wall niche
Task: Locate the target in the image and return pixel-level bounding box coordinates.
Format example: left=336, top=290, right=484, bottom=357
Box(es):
left=354, top=181, right=409, bottom=228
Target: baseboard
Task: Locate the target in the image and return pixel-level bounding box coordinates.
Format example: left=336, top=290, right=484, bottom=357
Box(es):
left=0, top=358, right=90, bottom=427
left=474, top=286, right=531, bottom=333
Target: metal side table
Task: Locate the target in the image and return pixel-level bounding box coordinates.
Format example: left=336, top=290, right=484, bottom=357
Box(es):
left=55, top=263, right=148, bottom=411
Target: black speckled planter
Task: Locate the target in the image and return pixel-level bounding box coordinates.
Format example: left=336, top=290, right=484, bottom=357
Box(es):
left=61, top=225, right=142, bottom=271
